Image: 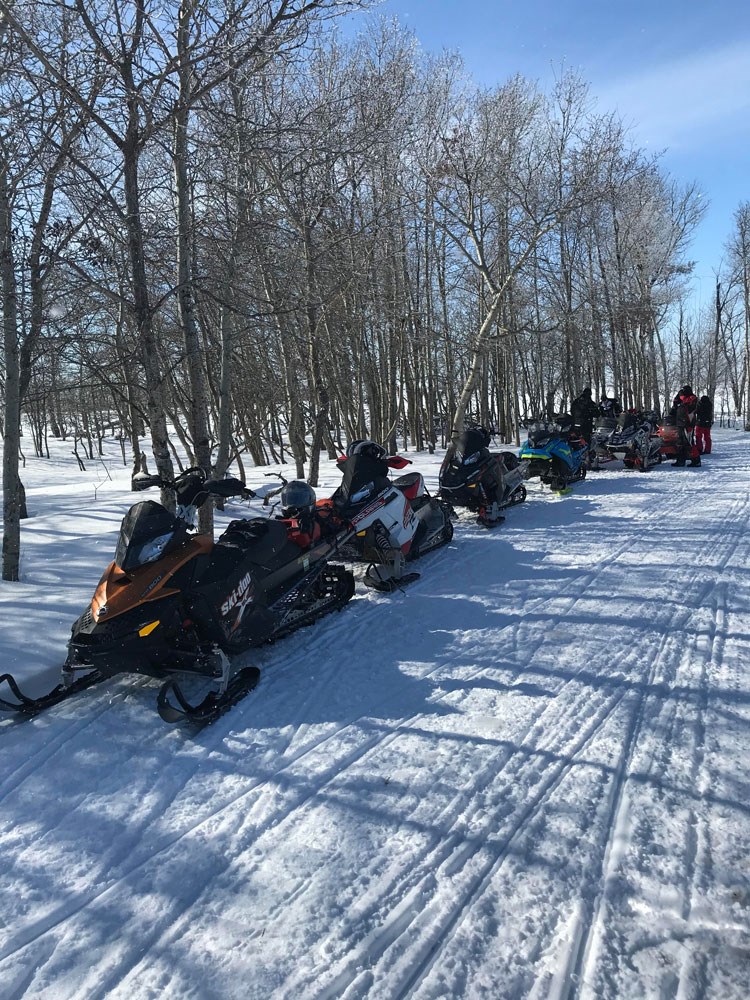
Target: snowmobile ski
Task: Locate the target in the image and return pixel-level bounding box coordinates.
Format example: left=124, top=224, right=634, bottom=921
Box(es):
left=156, top=665, right=261, bottom=724
left=363, top=570, right=421, bottom=593
left=0, top=668, right=108, bottom=718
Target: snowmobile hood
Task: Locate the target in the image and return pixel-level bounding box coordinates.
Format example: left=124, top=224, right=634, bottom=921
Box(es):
left=92, top=534, right=213, bottom=623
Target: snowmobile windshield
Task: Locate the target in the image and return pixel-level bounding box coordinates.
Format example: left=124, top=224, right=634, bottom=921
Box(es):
left=114, top=500, right=181, bottom=573
left=595, top=416, right=617, bottom=431
left=334, top=453, right=391, bottom=508
left=527, top=421, right=560, bottom=446
left=455, top=428, right=490, bottom=464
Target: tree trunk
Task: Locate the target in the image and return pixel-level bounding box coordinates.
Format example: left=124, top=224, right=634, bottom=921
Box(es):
left=122, top=135, right=174, bottom=506
left=175, top=2, right=212, bottom=530
left=1, top=162, right=22, bottom=580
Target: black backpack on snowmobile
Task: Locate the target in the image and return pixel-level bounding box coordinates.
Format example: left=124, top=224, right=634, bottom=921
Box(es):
left=438, top=425, right=527, bottom=526
left=0, top=468, right=356, bottom=724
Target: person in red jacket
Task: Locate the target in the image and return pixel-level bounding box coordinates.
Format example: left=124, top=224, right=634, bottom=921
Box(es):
left=696, top=395, right=713, bottom=454
left=671, top=385, right=701, bottom=466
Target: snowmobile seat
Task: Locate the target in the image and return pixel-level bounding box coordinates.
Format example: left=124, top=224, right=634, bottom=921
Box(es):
left=392, top=472, right=424, bottom=501
left=497, top=451, right=520, bottom=470
left=216, top=518, right=299, bottom=569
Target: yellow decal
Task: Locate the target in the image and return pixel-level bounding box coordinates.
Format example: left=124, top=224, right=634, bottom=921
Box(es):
left=138, top=620, right=160, bottom=637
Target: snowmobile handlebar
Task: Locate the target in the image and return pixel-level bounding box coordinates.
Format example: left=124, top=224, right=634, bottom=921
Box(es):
left=131, top=468, right=254, bottom=501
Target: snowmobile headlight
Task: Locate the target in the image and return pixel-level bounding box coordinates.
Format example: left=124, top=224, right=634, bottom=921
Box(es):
left=136, top=532, right=174, bottom=567
left=138, top=620, right=160, bottom=637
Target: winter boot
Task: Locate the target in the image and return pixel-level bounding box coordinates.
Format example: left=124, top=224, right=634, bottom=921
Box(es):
left=689, top=456, right=701, bottom=467
left=672, top=458, right=686, bottom=467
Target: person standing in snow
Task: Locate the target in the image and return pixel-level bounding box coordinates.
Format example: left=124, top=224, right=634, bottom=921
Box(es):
left=598, top=393, right=623, bottom=419
left=670, top=385, right=701, bottom=467
left=696, top=395, right=713, bottom=454
left=570, top=387, right=600, bottom=444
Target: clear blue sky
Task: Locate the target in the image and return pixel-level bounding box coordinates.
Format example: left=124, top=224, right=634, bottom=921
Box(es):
left=347, top=0, right=750, bottom=317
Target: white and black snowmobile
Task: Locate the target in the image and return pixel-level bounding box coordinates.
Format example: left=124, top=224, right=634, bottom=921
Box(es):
left=0, top=469, right=356, bottom=724
left=438, top=424, right=528, bottom=526
left=317, top=441, right=453, bottom=592
left=606, top=411, right=663, bottom=471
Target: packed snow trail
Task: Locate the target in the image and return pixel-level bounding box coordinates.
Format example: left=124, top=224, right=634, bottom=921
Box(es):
left=1, top=433, right=749, bottom=999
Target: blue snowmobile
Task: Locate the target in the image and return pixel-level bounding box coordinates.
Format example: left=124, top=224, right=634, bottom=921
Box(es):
left=519, top=418, right=589, bottom=491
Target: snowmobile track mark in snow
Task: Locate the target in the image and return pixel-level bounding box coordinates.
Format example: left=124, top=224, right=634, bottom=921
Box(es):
left=300, top=485, right=734, bottom=999
left=550, top=576, right=738, bottom=999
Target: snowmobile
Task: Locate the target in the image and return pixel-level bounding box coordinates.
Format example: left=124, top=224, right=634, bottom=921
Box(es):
left=438, top=424, right=528, bottom=526
left=588, top=415, right=618, bottom=470
left=606, top=411, right=663, bottom=471
left=317, top=441, right=454, bottom=592
left=656, top=413, right=680, bottom=459
left=0, top=468, right=355, bottom=724
left=519, top=418, right=588, bottom=491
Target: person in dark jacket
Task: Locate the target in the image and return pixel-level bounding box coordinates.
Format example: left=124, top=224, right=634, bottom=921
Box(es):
left=598, top=393, right=623, bottom=419
left=670, top=386, right=700, bottom=466
left=696, top=395, right=713, bottom=454
left=570, top=387, right=600, bottom=443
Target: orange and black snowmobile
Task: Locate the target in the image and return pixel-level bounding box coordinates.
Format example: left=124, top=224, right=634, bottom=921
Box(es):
left=0, top=468, right=355, bottom=724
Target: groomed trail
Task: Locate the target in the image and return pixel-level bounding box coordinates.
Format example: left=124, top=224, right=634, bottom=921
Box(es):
left=1, top=434, right=749, bottom=999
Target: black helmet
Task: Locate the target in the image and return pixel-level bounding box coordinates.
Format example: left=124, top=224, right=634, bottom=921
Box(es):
left=346, top=439, right=387, bottom=460
left=280, top=480, right=316, bottom=516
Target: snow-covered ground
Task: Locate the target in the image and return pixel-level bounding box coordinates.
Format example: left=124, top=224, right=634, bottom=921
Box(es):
left=1, top=430, right=749, bottom=999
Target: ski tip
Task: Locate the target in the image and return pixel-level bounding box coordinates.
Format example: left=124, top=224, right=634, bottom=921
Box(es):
left=157, top=666, right=261, bottom=725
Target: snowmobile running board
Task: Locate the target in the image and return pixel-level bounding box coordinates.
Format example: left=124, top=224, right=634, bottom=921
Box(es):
left=0, top=669, right=108, bottom=717
left=156, top=666, right=261, bottom=725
